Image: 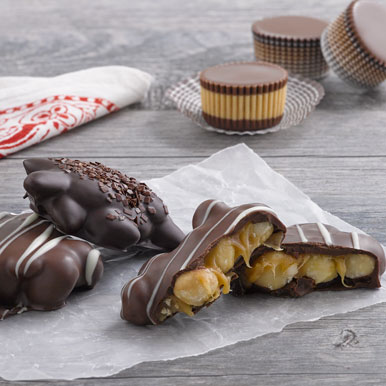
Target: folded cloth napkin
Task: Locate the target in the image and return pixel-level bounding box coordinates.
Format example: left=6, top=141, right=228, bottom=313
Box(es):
left=0, top=66, right=153, bottom=158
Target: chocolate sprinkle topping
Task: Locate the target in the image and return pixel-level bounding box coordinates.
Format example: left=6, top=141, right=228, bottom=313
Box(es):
left=23, top=157, right=185, bottom=252
left=148, top=206, right=156, bottom=215
left=51, top=158, right=154, bottom=210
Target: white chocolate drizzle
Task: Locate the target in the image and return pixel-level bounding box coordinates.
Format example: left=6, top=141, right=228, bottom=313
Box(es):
left=296, top=224, right=308, bottom=242
left=145, top=204, right=278, bottom=324
left=351, top=232, right=360, bottom=249
left=15, top=224, right=54, bottom=278
left=196, top=200, right=221, bottom=227
left=0, top=215, right=17, bottom=230
left=0, top=213, right=39, bottom=246
left=124, top=254, right=162, bottom=299
left=23, top=235, right=68, bottom=276
left=17, top=306, right=28, bottom=315
left=0, top=309, right=9, bottom=320
left=85, top=249, right=101, bottom=286
left=317, top=223, right=332, bottom=245
left=0, top=212, right=9, bottom=221
left=0, top=218, right=46, bottom=256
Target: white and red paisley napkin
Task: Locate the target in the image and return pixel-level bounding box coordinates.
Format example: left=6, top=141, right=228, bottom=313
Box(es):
left=0, top=66, right=152, bottom=158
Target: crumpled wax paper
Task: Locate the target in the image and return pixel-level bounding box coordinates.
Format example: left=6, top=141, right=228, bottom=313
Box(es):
left=2, top=143, right=386, bottom=381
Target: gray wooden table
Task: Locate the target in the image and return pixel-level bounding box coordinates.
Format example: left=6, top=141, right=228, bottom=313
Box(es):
left=2, top=0, right=386, bottom=384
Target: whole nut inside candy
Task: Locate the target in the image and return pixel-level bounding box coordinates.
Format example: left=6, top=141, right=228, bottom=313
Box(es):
left=235, top=223, right=386, bottom=297
left=174, top=269, right=220, bottom=307
left=298, top=254, right=338, bottom=284
left=345, top=254, right=375, bottom=278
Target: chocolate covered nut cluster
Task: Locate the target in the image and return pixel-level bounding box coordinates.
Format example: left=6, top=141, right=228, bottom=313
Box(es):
left=234, top=223, right=385, bottom=297
left=1, top=157, right=183, bottom=320
left=121, top=200, right=286, bottom=325
left=0, top=212, right=103, bottom=320
left=23, top=158, right=184, bottom=252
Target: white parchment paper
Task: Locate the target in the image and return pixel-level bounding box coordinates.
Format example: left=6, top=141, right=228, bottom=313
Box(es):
left=1, top=143, right=386, bottom=381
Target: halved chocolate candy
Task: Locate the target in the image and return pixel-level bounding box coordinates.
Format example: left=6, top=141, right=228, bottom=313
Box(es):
left=234, top=223, right=385, bottom=297
left=23, top=158, right=184, bottom=252
left=121, top=200, right=286, bottom=325
left=0, top=212, right=104, bottom=320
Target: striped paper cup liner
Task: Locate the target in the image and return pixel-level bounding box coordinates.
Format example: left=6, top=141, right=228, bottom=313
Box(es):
left=321, top=1, right=386, bottom=89
left=253, top=34, right=329, bottom=80
left=165, top=73, right=324, bottom=136
left=199, top=62, right=288, bottom=131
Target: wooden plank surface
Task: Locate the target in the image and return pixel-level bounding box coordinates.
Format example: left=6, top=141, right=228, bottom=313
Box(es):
left=1, top=0, right=386, bottom=384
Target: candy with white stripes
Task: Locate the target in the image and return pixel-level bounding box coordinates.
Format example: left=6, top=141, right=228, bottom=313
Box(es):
left=0, top=212, right=103, bottom=320
left=233, top=223, right=385, bottom=297
left=121, top=200, right=286, bottom=325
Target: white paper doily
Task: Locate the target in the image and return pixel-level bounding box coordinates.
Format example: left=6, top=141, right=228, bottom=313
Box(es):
left=165, top=74, right=325, bottom=135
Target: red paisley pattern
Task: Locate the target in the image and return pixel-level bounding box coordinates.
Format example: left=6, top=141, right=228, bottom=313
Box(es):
left=0, top=95, right=119, bottom=158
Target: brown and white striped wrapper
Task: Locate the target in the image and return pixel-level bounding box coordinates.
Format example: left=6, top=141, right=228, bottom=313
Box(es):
left=253, top=32, right=329, bottom=80
left=321, top=1, right=386, bottom=89
left=165, top=73, right=324, bottom=136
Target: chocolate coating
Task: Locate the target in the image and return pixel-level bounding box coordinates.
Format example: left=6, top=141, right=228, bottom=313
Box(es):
left=200, top=62, right=288, bottom=89
left=351, top=0, right=386, bottom=64
left=234, top=223, right=385, bottom=297
left=121, top=200, right=286, bottom=325
left=0, top=212, right=103, bottom=320
left=252, top=16, right=328, bottom=40
left=23, top=158, right=184, bottom=251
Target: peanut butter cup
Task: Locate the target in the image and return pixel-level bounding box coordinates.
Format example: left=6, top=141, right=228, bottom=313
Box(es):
left=199, top=62, right=288, bottom=132
left=252, top=16, right=329, bottom=79
left=321, top=0, right=386, bottom=88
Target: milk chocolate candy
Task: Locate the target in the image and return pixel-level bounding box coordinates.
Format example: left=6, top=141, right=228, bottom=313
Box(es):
left=0, top=212, right=103, bottom=320
left=200, top=62, right=288, bottom=132
left=252, top=16, right=329, bottom=79
left=234, top=223, right=385, bottom=297
left=23, top=158, right=184, bottom=251
left=121, top=200, right=286, bottom=325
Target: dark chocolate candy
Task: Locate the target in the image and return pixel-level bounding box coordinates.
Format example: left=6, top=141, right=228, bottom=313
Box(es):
left=121, top=200, right=286, bottom=325
left=233, top=222, right=385, bottom=297
left=0, top=212, right=103, bottom=320
left=23, top=158, right=184, bottom=251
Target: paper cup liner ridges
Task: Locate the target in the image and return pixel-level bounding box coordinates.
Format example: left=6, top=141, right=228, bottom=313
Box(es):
left=165, top=74, right=324, bottom=136
left=321, top=2, right=386, bottom=89
left=253, top=34, right=329, bottom=80
left=200, top=64, right=287, bottom=131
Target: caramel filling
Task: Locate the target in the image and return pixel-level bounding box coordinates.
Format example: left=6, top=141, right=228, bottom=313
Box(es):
left=158, top=222, right=282, bottom=320
left=244, top=251, right=376, bottom=291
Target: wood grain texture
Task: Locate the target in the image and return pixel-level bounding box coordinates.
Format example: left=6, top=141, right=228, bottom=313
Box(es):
left=1, top=0, right=386, bottom=384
